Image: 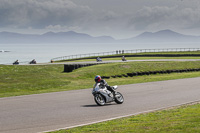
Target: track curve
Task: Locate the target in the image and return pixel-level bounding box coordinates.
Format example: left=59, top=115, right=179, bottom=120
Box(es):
left=0, top=77, right=200, bottom=133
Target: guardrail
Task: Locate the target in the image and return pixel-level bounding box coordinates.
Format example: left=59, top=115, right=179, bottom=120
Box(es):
left=51, top=48, right=200, bottom=61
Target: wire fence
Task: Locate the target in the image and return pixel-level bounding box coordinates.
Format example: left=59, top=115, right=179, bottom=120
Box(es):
left=51, top=48, right=200, bottom=61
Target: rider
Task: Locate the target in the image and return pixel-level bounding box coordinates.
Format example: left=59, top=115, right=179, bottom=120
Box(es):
left=30, top=59, right=36, bottom=64
left=122, top=56, right=126, bottom=61
left=13, top=60, right=19, bottom=65
left=94, top=75, right=116, bottom=95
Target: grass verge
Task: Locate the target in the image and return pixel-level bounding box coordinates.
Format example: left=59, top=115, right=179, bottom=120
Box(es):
left=0, top=61, right=200, bottom=97
left=52, top=103, right=200, bottom=133
left=1, top=60, right=200, bottom=132
left=55, top=51, right=200, bottom=62
left=59, top=57, right=200, bottom=63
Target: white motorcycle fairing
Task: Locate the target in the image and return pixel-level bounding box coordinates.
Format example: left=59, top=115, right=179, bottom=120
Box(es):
left=92, top=83, right=114, bottom=103
left=92, top=83, right=124, bottom=106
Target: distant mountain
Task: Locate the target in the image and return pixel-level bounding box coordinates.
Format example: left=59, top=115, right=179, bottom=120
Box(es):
left=124, top=29, right=200, bottom=43
left=0, top=29, right=200, bottom=44
left=0, top=31, right=115, bottom=43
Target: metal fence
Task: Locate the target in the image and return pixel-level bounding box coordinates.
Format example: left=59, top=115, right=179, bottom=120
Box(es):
left=51, top=48, right=200, bottom=61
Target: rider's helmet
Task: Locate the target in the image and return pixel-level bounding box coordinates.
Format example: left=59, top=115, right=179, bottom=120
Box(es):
left=95, top=75, right=101, bottom=82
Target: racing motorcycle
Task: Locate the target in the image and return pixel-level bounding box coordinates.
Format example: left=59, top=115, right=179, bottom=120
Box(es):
left=92, top=83, right=124, bottom=106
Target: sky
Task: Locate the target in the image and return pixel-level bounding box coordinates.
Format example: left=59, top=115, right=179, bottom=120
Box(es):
left=0, top=0, right=200, bottom=39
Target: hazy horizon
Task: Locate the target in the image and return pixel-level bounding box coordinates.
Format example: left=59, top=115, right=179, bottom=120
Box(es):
left=1, top=29, right=200, bottom=41
left=1, top=0, right=200, bottom=39
left=1, top=42, right=199, bottom=64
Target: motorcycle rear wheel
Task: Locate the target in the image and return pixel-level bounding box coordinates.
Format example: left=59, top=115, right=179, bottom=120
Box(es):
left=94, top=94, right=106, bottom=106
left=115, top=92, right=124, bottom=104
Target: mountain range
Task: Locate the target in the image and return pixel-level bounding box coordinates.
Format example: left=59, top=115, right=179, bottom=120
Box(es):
left=129, top=30, right=200, bottom=43
left=0, top=30, right=200, bottom=43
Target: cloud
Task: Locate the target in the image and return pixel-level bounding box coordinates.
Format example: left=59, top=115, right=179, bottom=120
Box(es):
left=0, top=0, right=123, bottom=34
left=128, top=5, right=200, bottom=31
left=45, top=25, right=81, bottom=32
left=1, top=0, right=200, bottom=38
left=0, top=0, right=91, bottom=28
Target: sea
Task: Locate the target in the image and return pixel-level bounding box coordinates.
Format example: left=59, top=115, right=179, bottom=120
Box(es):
left=0, top=42, right=199, bottom=64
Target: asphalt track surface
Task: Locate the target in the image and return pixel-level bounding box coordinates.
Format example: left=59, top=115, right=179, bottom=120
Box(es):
left=0, top=77, right=200, bottom=133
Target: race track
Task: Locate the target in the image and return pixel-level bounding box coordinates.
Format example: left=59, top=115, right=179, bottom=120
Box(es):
left=0, top=77, right=200, bottom=133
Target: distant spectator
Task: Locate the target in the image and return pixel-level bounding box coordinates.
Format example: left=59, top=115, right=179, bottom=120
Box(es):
left=13, top=60, right=19, bottom=65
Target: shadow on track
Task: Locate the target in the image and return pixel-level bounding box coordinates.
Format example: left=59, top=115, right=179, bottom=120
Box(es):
left=82, top=104, right=113, bottom=107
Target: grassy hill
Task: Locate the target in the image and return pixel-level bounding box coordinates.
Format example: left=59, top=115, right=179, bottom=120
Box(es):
left=1, top=61, right=200, bottom=97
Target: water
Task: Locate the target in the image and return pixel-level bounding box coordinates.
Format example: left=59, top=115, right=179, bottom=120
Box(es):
left=0, top=43, right=138, bottom=64
left=0, top=43, right=199, bottom=64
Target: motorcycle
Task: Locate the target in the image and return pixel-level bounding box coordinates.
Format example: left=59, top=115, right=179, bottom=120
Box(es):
left=29, top=60, right=36, bottom=64
left=92, top=83, right=124, bottom=106
left=96, top=57, right=102, bottom=62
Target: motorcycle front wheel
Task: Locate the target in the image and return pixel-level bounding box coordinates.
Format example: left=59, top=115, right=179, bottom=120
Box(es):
left=115, top=92, right=124, bottom=104
left=94, top=94, right=105, bottom=106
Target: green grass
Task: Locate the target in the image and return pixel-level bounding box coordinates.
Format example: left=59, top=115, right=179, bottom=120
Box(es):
left=104, top=56, right=200, bottom=60
left=52, top=103, right=200, bottom=133
left=56, top=51, right=200, bottom=62
left=76, top=61, right=200, bottom=77
left=1, top=61, right=200, bottom=97
left=131, top=51, right=200, bottom=55
left=60, top=57, right=200, bottom=62
left=1, top=58, right=200, bottom=132
left=0, top=65, right=69, bottom=97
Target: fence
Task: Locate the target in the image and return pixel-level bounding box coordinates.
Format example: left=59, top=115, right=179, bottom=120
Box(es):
left=51, top=48, right=200, bottom=61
